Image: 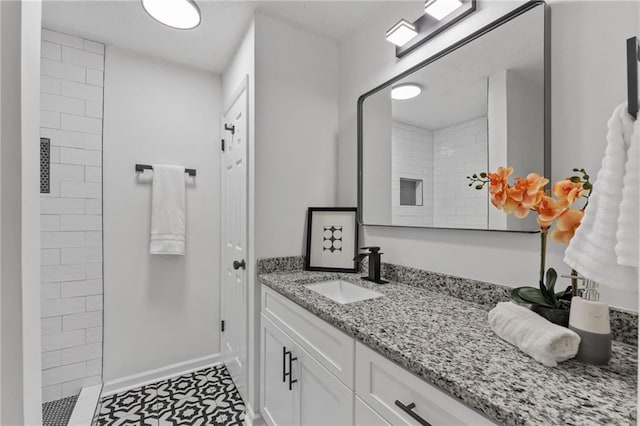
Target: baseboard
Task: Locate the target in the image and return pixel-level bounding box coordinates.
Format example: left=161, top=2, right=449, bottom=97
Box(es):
left=102, top=353, right=221, bottom=396
left=244, top=402, right=265, bottom=426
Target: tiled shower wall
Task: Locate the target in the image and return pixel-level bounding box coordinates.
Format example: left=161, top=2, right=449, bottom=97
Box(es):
left=39, top=29, right=104, bottom=402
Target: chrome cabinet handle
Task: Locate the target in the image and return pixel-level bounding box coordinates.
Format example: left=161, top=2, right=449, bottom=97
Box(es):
left=395, top=400, right=432, bottom=426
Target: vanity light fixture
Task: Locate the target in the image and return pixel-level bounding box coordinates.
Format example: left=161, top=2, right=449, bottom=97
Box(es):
left=391, top=83, right=422, bottom=100
left=425, top=0, right=463, bottom=21
left=142, top=0, right=201, bottom=30
left=385, top=19, right=418, bottom=47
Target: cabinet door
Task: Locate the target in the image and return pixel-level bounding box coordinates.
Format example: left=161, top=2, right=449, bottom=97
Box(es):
left=261, top=315, right=297, bottom=426
left=294, top=342, right=354, bottom=426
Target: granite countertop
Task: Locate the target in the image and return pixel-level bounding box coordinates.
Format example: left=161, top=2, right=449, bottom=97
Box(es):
left=257, top=267, right=637, bottom=426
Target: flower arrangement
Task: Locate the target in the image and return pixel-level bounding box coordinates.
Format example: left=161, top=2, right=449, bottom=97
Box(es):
left=467, top=167, right=592, bottom=309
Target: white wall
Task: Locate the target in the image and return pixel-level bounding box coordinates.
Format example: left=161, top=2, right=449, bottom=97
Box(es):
left=338, top=1, right=640, bottom=311
left=0, top=0, right=43, bottom=423
left=103, top=47, right=222, bottom=383
left=39, top=29, right=105, bottom=403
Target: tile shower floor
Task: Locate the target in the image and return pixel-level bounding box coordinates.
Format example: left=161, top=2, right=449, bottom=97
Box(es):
left=98, top=365, right=245, bottom=425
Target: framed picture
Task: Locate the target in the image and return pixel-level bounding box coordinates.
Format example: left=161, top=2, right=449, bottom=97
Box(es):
left=305, top=207, right=359, bottom=272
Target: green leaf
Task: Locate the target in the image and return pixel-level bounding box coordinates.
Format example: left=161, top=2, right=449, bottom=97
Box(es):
left=512, top=287, right=555, bottom=307
left=546, top=268, right=557, bottom=294
left=570, top=176, right=581, bottom=183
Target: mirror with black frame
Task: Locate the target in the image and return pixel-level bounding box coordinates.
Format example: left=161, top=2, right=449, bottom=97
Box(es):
left=358, top=1, right=548, bottom=232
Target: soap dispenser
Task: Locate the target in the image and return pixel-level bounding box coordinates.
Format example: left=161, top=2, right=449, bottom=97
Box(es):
left=568, top=279, right=612, bottom=365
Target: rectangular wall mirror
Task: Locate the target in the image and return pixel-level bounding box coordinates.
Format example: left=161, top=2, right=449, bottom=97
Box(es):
left=358, top=1, right=549, bottom=232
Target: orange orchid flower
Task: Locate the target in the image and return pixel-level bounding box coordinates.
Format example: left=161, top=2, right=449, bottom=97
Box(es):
left=553, top=179, right=585, bottom=205
left=503, top=173, right=548, bottom=218
left=536, top=195, right=566, bottom=229
left=551, top=209, right=584, bottom=244
left=487, top=166, right=513, bottom=209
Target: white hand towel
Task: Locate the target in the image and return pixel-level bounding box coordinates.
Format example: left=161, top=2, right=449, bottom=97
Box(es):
left=150, top=165, right=186, bottom=255
left=564, top=103, right=638, bottom=290
left=488, top=302, right=580, bottom=367
left=616, top=117, right=640, bottom=266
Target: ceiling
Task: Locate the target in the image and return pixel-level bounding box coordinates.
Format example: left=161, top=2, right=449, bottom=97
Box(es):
left=42, top=0, right=408, bottom=73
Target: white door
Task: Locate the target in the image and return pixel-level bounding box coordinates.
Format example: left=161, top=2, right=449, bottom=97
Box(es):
left=221, top=81, right=248, bottom=401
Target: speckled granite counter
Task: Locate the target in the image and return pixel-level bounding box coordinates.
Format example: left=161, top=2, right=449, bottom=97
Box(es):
left=257, top=259, right=637, bottom=426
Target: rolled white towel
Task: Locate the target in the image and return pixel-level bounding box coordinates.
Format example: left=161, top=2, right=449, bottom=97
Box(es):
left=488, top=302, right=581, bottom=367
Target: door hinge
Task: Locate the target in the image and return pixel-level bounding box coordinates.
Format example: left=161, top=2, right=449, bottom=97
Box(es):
left=221, top=320, right=225, bottom=332
left=221, top=139, right=225, bottom=152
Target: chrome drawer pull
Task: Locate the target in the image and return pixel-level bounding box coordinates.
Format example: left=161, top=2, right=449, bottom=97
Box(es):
left=395, top=400, right=432, bottom=426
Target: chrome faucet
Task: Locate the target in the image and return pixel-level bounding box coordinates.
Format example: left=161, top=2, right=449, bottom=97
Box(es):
left=354, top=247, right=388, bottom=284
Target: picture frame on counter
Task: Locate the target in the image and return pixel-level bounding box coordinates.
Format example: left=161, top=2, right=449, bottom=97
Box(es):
left=305, top=207, right=359, bottom=273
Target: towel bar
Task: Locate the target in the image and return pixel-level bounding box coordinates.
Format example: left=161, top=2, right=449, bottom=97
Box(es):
left=628, top=36, right=639, bottom=120
left=135, top=164, right=196, bottom=177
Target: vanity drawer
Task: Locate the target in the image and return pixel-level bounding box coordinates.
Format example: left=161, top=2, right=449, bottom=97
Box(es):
left=355, top=342, right=495, bottom=426
left=261, top=285, right=355, bottom=389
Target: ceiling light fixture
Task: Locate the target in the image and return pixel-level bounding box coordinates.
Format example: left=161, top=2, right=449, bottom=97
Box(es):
left=385, top=19, right=418, bottom=47
left=142, top=0, right=201, bottom=30
left=425, top=0, right=463, bottom=21
left=391, top=84, right=422, bottom=100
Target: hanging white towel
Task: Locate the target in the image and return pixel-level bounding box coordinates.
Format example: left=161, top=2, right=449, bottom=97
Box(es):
left=488, top=302, right=580, bottom=367
left=150, top=165, right=186, bottom=255
left=564, top=103, right=638, bottom=290
left=616, top=117, right=640, bottom=266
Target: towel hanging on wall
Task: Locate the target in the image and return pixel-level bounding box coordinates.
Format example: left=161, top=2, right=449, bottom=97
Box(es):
left=150, top=164, right=186, bottom=255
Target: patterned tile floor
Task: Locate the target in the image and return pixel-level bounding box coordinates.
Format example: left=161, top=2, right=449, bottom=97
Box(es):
left=42, top=395, right=78, bottom=426
left=98, top=365, right=245, bottom=425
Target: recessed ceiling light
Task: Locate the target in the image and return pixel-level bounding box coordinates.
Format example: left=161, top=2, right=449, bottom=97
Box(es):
left=425, top=0, right=463, bottom=21
left=391, top=84, right=422, bottom=100
left=385, top=19, right=418, bottom=47
left=142, top=0, right=201, bottom=30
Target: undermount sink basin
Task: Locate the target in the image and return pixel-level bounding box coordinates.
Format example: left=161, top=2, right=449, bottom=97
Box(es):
left=304, top=280, right=384, bottom=304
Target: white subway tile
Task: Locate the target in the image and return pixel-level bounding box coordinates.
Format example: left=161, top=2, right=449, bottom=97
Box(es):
left=41, top=249, right=61, bottom=266
left=42, top=385, right=62, bottom=403
left=61, top=46, right=104, bottom=70
left=42, top=350, right=62, bottom=369
left=85, top=166, right=101, bottom=183
left=60, top=148, right=101, bottom=166
left=41, top=283, right=61, bottom=300
left=86, top=295, right=102, bottom=312
left=86, top=232, right=102, bottom=247
left=51, top=163, right=85, bottom=182
left=42, top=361, right=86, bottom=386
left=61, top=279, right=102, bottom=298
left=60, top=80, right=103, bottom=102
left=41, top=76, right=61, bottom=95
left=60, top=182, right=101, bottom=199
left=61, top=247, right=102, bottom=265
left=85, top=199, right=102, bottom=215
left=61, top=375, right=101, bottom=398
left=86, top=263, right=102, bottom=279
left=41, top=110, right=61, bottom=129
left=61, top=114, right=102, bottom=135
left=83, top=39, right=104, bottom=54
left=86, top=326, right=102, bottom=343
left=41, top=93, right=84, bottom=116
left=41, top=198, right=85, bottom=214
left=60, top=215, right=101, bottom=231
left=84, top=134, right=102, bottom=151
left=41, top=231, right=85, bottom=248
left=41, top=329, right=85, bottom=352
left=41, top=215, right=61, bottom=232
left=41, top=41, right=61, bottom=60
left=41, top=58, right=85, bottom=83
left=42, top=128, right=101, bottom=150
left=41, top=317, right=62, bottom=335
left=42, top=29, right=83, bottom=48
left=63, top=311, right=102, bottom=331
left=61, top=343, right=102, bottom=364
left=84, top=101, right=103, bottom=119
left=41, top=264, right=86, bottom=283
left=86, top=69, right=104, bottom=87
left=86, top=358, right=102, bottom=376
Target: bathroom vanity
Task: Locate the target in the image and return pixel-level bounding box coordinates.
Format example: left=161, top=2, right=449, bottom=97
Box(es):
left=258, top=257, right=637, bottom=426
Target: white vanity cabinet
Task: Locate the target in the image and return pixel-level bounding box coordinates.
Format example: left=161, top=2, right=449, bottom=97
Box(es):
left=260, top=285, right=496, bottom=426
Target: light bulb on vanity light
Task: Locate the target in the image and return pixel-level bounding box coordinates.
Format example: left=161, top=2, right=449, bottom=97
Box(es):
left=391, top=84, right=422, bottom=100
left=142, top=0, right=201, bottom=29
left=385, top=19, right=418, bottom=47
left=425, top=0, right=463, bottom=20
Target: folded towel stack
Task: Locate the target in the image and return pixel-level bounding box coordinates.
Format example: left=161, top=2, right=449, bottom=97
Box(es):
left=488, top=302, right=581, bottom=367
left=150, top=164, right=186, bottom=255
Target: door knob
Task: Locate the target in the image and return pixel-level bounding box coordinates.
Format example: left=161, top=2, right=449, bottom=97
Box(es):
left=233, top=259, right=246, bottom=270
